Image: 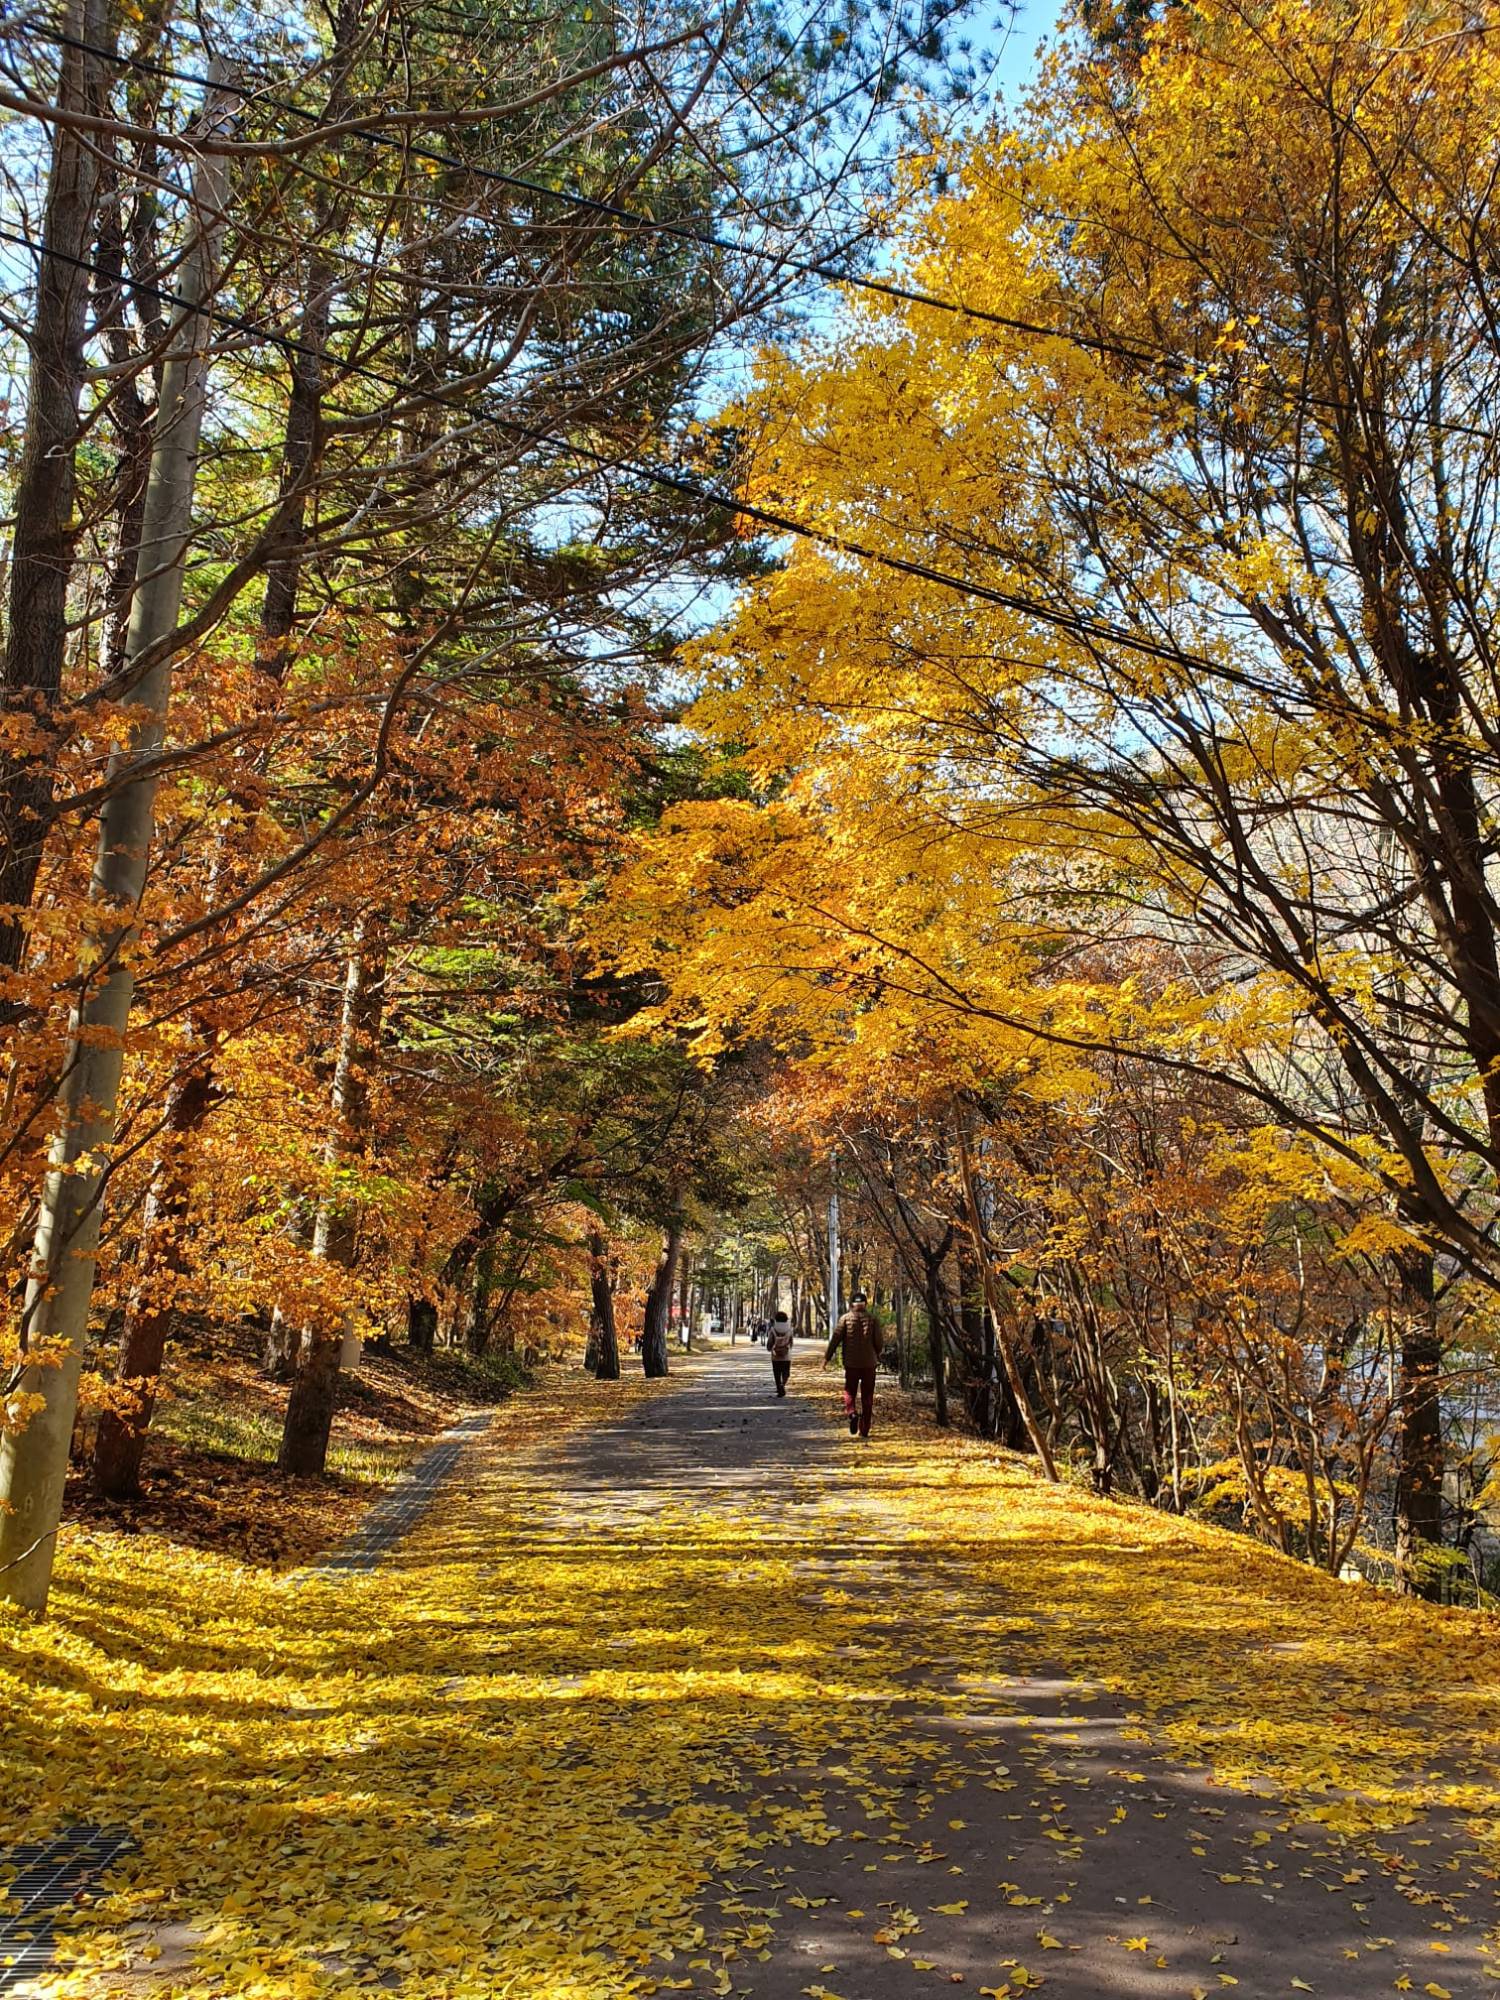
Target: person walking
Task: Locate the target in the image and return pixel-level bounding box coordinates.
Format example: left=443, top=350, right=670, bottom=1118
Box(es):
left=767, top=1310, right=794, bottom=1397
left=824, top=1291, right=884, bottom=1439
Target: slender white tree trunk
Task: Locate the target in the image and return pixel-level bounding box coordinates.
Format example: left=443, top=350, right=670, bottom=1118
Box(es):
left=279, top=915, right=388, bottom=1476
left=0, top=74, right=234, bottom=1612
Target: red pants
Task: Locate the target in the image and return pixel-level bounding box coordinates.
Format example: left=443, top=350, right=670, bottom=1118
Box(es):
left=844, top=1366, right=877, bottom=1437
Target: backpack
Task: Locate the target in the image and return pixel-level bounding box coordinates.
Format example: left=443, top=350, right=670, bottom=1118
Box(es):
left=769, top=1320, right=793, bottom=1357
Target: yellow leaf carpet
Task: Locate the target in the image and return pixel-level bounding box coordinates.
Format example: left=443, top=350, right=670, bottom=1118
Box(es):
left=3, top=1349, right=1498, bottom=1997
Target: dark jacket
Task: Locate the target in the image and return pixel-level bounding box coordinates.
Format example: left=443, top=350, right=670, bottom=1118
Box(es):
left=826, top=1306, right=883, bottom=1374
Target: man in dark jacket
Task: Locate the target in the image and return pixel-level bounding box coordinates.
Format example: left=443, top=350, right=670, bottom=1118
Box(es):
left=824, top=1292, right=884, bottom=1439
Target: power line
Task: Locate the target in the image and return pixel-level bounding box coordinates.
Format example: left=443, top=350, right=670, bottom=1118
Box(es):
left=9, top=7, right=1499, bottom=449
left=0, top=216, right=1239, bottom=681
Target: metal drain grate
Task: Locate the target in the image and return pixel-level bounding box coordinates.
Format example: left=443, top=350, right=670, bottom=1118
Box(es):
left=0, top=1823, right=132, bottom=1992
left=301, top=1411, right=493, bottom=1579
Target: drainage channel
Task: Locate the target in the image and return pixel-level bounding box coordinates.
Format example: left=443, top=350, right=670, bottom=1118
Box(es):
left=0, top=1823, right=133, bottom=1993
left=299, top=1409, right=493, bottom=1579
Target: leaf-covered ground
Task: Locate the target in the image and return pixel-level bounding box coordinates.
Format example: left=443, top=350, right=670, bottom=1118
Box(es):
left=4, top=1348, right=1499, bottom=1998
left=64, top=1325, right=521, bottom=1568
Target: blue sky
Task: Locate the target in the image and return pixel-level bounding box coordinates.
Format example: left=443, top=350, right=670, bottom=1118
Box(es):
left=988, top=1, right=1050, bottom=100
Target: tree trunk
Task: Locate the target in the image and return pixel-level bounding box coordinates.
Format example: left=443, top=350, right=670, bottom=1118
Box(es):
left=0, top=0, right=112, bottom=978
left=91, top=1056, right=219, bottom=1499
left=923, top=1259, right=950, bottom=1428
left=407, top=1295, right=437, bottom=1354
left=956, top=1128, right=1059, bottom=1480
left=124, top=240, right=342, bottom=1408
left=953, top=1242, right=986, bottom=1425
left=465, top=1242, right=496, bottom=1356
left=589, top=1227, right=620, bottom=1381
left=641, top=1210, right=683, bottom=1379
left=279, top=917, right=387, bottom=1477
left=263, top=1229, right=308, bottom=1377
left=677, top=1248, right=692, bottom=1350
left=1393, top=1243, right=1445, bottom=1599
left=0, top=82, right=232, bottom=1612
left=279, top=1326, right=345, bottom=1480
left=255, top=252, right=332, bottom=682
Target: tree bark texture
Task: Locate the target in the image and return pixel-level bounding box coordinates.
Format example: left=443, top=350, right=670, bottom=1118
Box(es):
left=0, top=80, right=233, bottom=1611
left=0, top=0, right=112, bottom=979
left=279, top=916, right=387, bottom=1476
left=407, top=1296, right=437, bottom=1354
left=923, top=1260, right=950, bottom=1428
left=1393, top=1243, right=1445, bottom=1599
left=956, top=1128, right=1059, bottom=1481
left=91, top=1057, right=219, bottom=1498
left=589, top=1228, right=620, bottom=1381
left=641, top=1210, right=683, bottom=1379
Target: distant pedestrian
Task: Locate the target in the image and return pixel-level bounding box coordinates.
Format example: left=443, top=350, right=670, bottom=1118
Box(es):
left=767, top=1310, right=794, bottom=1396
left=824, top=1291, right=884, bottom=1439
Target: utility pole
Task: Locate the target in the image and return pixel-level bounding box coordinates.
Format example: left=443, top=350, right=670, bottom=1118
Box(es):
left=828, top=1158, right=841, bottom=1340
left=0, top=68, right=235, bottom=1612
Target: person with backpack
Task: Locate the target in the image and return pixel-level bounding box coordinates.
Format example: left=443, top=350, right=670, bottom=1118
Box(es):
left=823, top=1291, right=885, bottom=1439
left=767, top=1310, right=795, bottom=1396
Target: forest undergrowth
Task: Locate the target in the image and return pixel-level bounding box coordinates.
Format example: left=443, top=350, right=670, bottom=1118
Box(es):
left=63, top=1327, right=526, bottom=1569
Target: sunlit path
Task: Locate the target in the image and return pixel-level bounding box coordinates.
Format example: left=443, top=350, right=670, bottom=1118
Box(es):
left=12, top=1348, right=1497, bottom=1998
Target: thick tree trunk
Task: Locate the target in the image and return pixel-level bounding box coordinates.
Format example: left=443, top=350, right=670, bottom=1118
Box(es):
left=1393, top=1243, right=1445, bottom=1599
left=641, top=1210, right=683, bottom=1379
left=279, top=917, right=387, bottom=1477
left=465, top=1243, right=496, bottom=1356
left=91, top=1057, right=218, bottom=1499
left=263, top=1237, right=307, bottom=1376
left=589, top=1228, right=620, bottom=1381
left=407, top=1296, right=437, bottom=1354
left=279, top=1327, right=344, bottom=1479
left=0, top=0, right=111, bottom=979
left=0, top=87, right=232, bottom=1611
